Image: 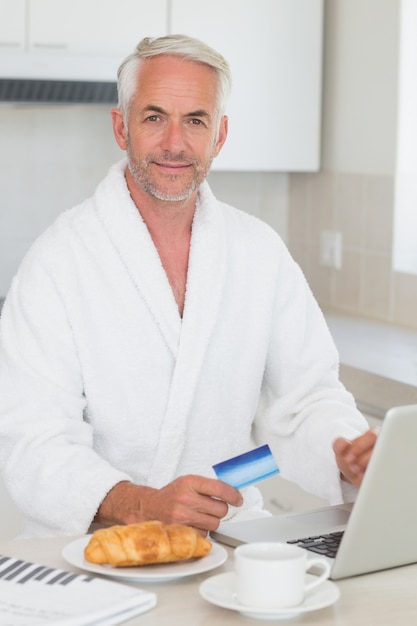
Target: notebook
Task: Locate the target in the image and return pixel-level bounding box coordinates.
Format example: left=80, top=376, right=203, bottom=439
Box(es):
left=0, top=552, right=156, bottom=625
left=212, top=404, right=417, bottom=580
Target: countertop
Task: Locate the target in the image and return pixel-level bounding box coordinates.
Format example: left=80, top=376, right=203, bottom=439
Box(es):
left=2, top=535, right=417, bottom=626
left=325, top=312, right=417, bottom=417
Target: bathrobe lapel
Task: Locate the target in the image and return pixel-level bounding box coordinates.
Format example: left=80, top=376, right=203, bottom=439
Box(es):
left=146, top=183, right=227, bottom=485
left=95, top=165, right=227, bottom=485
left=94, top=164, right=182, bottom=358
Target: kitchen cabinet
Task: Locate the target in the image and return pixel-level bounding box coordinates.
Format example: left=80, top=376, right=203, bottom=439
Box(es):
left=0, top=0, right=25, bottom=52
left=0, top=0, right=166, bottom=82
left=171, top=0, right=323, bottom=171
left=0, top=0, right=166, bottom=58
left=28, top=0, right=166, bottom=57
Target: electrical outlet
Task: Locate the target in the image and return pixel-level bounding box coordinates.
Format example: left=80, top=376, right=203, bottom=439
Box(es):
left=320, top=231, right=342, bottom=269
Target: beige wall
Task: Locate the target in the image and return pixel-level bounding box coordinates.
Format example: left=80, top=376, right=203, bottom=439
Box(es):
left=288, top=0, right=417, bottom=330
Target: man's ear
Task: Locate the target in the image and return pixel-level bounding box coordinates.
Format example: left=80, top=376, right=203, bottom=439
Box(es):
left=213, top=115, right=228, bottom=158
left=111, top=108, right=127, bottom=150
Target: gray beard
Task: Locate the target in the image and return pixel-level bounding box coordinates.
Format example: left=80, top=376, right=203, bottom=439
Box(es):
left=126, top=148, right=213, bottom=202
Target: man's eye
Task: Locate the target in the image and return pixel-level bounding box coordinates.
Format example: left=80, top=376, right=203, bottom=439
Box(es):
left=189, top=118, right=203, bottom=125
left=147, top=115, right=160, bottom=122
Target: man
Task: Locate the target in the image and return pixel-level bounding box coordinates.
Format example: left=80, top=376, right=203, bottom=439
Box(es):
left=0, top=35, right=376, bottom=538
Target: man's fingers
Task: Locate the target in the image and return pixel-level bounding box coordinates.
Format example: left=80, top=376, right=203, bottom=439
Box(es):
left=343, top=430, right=378, bottom=466
left=190, top=475, right=244, bottom=506
left=334, top=429, right=379, bottom=487
left=150, top=474, right=243, bottom=532
left=333, top=437, right=352, bottom=456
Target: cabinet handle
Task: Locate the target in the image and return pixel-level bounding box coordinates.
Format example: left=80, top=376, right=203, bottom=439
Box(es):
left=31, top=42, right=69, bottom=50
left=0, top=42, right=22, bottom=48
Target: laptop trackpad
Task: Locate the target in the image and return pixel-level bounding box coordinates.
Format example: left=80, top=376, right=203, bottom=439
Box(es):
left=213, top=507, right=351, bottom=546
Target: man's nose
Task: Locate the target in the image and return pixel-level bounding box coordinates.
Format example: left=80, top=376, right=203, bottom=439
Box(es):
left=161, top=121, right=186, bottom=152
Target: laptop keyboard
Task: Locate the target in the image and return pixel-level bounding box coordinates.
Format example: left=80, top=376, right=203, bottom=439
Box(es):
left=287, top=531, right=344, bottom=558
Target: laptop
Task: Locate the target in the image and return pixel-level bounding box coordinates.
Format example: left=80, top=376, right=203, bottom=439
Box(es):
left=212, top=405, right=417, bottom=580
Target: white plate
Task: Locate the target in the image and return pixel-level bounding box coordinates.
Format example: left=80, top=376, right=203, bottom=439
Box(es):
left=199, top=572, right=340, bottom=620
left=62, top=535, right=228, bottom=583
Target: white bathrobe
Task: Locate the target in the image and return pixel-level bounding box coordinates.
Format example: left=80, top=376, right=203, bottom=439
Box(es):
left=0, top=160, right=367, bottom=537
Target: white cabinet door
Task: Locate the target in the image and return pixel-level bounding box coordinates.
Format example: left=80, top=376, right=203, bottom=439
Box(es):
left=0, top=0, right=25, bottom=53
left=29, top=0, right=166, bottom=58
left=171, top=0, right=323, bottom=171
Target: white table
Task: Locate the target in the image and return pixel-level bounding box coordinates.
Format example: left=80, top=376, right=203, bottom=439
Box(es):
left=1, top=535, right=417, bottom=625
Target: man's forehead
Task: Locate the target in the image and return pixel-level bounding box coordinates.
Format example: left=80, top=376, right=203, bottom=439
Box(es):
left=133, top=57, right=218, bottom=113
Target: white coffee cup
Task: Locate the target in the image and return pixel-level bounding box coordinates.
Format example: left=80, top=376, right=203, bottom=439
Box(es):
left=234, top=542, right=331, bottom=610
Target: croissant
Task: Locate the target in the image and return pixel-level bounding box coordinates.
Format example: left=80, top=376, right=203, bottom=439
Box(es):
left=84, top=520, right=212, bottom=567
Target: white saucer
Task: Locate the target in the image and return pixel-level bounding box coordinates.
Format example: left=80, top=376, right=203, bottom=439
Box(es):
left=199, top=572, right=340, bottom=620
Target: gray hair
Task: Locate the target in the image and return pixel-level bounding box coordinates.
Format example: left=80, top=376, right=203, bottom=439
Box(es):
left=116, top=34, right=232, bottom=124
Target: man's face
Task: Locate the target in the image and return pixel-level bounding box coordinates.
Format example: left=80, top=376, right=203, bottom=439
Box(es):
left=113, top=55, right=228, bottom=203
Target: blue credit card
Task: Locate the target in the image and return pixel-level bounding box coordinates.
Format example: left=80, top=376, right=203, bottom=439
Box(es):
left=213, top=444, right=280, bottom=489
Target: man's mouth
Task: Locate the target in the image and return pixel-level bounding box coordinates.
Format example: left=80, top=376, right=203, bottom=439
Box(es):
left=153, top=161, right=192, bottom=172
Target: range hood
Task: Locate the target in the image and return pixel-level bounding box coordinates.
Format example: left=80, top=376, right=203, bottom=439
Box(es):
left=0, top=78, right=117, bottom=104
left=0, top=53, right=119, bottom=104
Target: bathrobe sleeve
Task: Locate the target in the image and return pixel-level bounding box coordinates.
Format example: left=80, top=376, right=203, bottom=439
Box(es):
left=252, top=237, right=367, bottom=505
left=0, top=244, right=132, bottom=537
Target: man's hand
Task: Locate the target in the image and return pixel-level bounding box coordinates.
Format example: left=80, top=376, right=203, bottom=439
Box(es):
left=94, top=475, right=243, bottom=536
left=333, top=428, right=379, bottom=487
